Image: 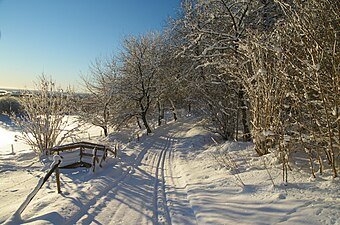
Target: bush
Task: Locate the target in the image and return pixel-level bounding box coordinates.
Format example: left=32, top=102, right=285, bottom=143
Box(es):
left=11, top=76, right=80, bottom=159
left=0, top=97, right=23, bottom=115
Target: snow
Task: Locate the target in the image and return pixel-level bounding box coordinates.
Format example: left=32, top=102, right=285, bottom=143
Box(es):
left=0, top=116, right=339, bottom=225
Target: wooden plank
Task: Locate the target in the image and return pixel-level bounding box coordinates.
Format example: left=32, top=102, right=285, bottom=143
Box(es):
left=13, top=159, right=62, bottom=217
left=81, top=153, right=94, bottom=157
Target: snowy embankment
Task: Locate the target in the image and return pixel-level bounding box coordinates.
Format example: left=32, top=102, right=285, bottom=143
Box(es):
left=0, top=117, right=339, bottom=225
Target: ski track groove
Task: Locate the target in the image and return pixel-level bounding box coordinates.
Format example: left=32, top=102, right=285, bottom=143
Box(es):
left=63, top=166, right=132, bottom=225
left=153, top=136, right=172, bottom=225
left=160, top=137, right=172, bottom=225
left=63, top=138, right=161, bottom=225
left=106, top=147, right=159, bottom=225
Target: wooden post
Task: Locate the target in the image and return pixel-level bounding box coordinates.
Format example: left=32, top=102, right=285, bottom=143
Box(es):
left=115, top=144, right=118, bottom=158
left=92, top=148, right=97, bottom=173
left=55, top=166, right=61, bottom=194
left=99, top=148, right=107, bottom=168
left=79, top=146, right=83, bottom=162
left=11, top=144, right=15, bottom=155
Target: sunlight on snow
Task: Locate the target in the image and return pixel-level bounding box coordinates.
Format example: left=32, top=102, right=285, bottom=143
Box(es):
left=0, top=127, right=16, bottom=151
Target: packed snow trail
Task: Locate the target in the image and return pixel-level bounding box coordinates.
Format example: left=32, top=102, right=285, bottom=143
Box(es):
left=153, top=136, right=172, bottom=224
left=61, top=121, right=197, bottom=225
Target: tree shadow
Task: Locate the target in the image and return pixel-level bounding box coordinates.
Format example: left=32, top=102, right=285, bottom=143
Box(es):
left=24, top=212, right=65, bottom=224
left=0, top=114, right=20, bottom=132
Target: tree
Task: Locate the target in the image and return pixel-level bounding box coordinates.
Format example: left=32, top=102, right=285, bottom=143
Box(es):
left=157, top=29, right=191, bottom=124
left=11, top=76, right=79, bottom=159
left=80, top=57, right=120, bottom=137
left=119, top=33, right=162, bottom=134
left=173, top=0, right=259, bottom=140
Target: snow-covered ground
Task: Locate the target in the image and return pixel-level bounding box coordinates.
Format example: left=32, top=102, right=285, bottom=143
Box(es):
left=0, top=117, right=339, bottom=224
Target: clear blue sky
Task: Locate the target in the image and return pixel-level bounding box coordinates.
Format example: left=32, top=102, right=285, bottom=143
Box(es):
left=0, top=0, right=181, bottom=90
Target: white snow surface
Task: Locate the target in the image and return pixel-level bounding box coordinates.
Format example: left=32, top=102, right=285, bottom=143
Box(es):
left=0, top=117, right=339, bottom=225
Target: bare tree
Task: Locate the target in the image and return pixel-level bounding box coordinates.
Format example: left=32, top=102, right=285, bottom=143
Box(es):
left=80, top=57, right=120, bottom=137
left=119, top=33, right=162, bottom=134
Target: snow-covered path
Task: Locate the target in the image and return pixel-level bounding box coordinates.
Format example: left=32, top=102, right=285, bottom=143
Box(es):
left=1, top=118, right=339, bottom=225
left=61, top=122, right=197, bottom=225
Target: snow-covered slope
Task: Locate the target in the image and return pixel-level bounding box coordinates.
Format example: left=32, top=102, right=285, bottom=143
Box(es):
left=0, top=117, right=339, bottom=225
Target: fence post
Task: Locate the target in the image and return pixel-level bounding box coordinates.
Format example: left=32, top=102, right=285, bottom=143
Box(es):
left=99, top=148, right=107, bottom=168
left=55, top=166, right=61, bottom=194
left=79, top=146, right=83, bottom=162
left=11, top=144, right=15, bottom=155
left=92, top=148, right=97, bottom=173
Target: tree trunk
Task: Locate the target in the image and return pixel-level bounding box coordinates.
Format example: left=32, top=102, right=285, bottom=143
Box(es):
left=169, top=99, right=177, bottom=122
left=239, top=89, right=251, bottom=141
left=102, top=126, right=108, bottom=137
left=141, top=112, right=152, bottom=134
left=136, top=116, right=142, bottom=129
left=157, top=100, right=164, bottom=126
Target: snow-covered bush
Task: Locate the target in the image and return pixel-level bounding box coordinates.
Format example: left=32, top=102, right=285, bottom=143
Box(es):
left=11, top=76, right=80, bottom=159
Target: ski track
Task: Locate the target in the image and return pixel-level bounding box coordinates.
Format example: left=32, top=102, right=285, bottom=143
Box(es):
left=63, top=167, right=132, bottom=225
left=153, top=136, right=172, bottom=225
left=62, top=136, right=161, bottom=225
left=166, top=134, right=197, bottom=225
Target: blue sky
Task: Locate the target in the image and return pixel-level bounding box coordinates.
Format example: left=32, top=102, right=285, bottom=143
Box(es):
left=0, top=0, right=181, bottom=90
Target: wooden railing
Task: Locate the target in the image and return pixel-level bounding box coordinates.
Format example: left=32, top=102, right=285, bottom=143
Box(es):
left=47, top=141, right=117, bottom=172
left=4, top=142, right=117, bottom=224
left=4, top=156, right=62, bottom=225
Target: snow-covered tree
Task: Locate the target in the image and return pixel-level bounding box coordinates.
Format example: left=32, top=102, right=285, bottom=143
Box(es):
left=80, top=57, right=120, bottom=137
left=171, top=0, right=263, bottom=140
left=157, top=27, right=194, bottom=124
left=119, top=33, right=162, bottom=134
